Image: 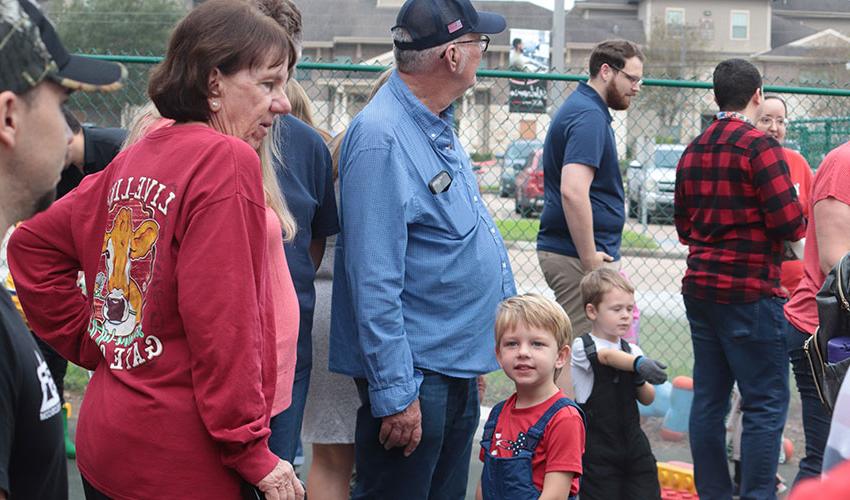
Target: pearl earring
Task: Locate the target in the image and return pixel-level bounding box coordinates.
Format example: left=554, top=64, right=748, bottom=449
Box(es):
left=211, top=100, right=220, bottom=110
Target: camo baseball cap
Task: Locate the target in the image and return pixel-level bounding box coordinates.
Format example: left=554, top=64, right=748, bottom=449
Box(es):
left=0, top=0, right=126, bottom=94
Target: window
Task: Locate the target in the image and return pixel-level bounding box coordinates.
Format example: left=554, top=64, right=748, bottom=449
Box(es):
left=665, top=8, right=685, bottom=27
left=700, top=18, right=715, bottom=41
left=730, top=10, right=749, bottom=40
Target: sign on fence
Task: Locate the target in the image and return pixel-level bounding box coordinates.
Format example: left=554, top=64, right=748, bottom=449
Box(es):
left=509, top=78, right=547, bottom=113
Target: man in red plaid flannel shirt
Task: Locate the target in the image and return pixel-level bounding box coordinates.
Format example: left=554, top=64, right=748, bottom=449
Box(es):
left=674, top=58, right=805, bottom=500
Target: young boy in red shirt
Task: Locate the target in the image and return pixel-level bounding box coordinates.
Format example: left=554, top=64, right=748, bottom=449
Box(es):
left=478, top=294, right=586, bottom=500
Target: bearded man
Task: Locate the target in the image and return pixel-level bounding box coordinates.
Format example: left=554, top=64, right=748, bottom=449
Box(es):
left=536, top=39, right=644, bottom=368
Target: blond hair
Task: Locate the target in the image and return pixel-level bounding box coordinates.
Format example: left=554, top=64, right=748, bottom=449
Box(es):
left=580, top=268, right=635, bottom=309
left=262, top=134, right=296, bottom=241
left=495, top=294, right=573, bottom=349
left=122, top=102, right=173, bottom=151
left=286, top=79, right=315, bottom=127
left=122, top=102, right=296, bottom=241
left=495, top=294, right=573, bottom=380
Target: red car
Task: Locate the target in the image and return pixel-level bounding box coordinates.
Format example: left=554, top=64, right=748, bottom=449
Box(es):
left=514, top=149, right=544, bottom=217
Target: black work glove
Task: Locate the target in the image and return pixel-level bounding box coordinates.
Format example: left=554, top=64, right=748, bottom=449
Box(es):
left=633, top=355, right=668, bottom=385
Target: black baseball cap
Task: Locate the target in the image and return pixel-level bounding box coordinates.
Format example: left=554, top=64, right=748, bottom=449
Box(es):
left=392, top=0, right=506, bottom=51
left=0, top=0, right=126, bottom=94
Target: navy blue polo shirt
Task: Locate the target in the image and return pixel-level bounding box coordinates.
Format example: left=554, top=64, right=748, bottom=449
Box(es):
left=537, top=81, right=624, bottom=260
left=275, top=115, right=340, bottom=378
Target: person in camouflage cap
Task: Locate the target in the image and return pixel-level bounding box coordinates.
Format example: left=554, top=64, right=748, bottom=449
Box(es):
left=1, top=0, right=126, bottom=93
left=0, top=1, right=124, bottom=499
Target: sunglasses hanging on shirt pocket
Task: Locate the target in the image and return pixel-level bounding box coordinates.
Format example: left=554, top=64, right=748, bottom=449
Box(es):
left=805, top=251, right=850, bottom=414
left=429, top=170, right=453, bottom=194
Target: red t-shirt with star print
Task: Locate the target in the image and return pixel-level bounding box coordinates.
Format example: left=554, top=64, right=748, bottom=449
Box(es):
left=480, top=391, right=585, bottom=495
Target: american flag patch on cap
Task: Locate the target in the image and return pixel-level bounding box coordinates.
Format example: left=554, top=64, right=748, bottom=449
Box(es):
left=447, top=19, right=463, bottom=33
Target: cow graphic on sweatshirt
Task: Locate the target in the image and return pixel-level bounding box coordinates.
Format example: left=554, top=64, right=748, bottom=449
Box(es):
left=88, top=201, right=163, bottom=368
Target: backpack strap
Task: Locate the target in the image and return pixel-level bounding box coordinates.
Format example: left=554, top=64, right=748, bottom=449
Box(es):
left=581, top=333, right=598, bottom=366
left=480, top=400, right=506, bottom=452
left=620, top=338, right=632, bottom=354
left=523, top=397, right=586, bottom=453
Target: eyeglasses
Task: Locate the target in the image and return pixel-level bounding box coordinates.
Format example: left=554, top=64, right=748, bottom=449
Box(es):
left=440, top=35, right=490, bottom=59
left=611, top=65, right=643, bottom=86
left=758, top=116, right=787, bottom=128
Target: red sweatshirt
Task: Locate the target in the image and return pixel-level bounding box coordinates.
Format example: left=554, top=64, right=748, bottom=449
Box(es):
left=8, top=124, right=279, bottom=499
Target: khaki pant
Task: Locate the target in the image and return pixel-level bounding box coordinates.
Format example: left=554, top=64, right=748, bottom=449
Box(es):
left=537, top=250, right=619, bottom=392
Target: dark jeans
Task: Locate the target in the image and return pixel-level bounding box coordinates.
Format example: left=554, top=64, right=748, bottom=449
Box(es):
left=786, top=321, right=831, bottom=485
left=33, top=333, right=67, bottom=404
left=269, top=369, right=310, bottom=463
left=684, top=296, right=789, bottom=500
left=352, top=372, right=479, bottom=500
left=82, top=475, right=111, bottom=500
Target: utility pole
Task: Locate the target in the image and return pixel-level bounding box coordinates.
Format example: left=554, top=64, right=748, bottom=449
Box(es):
left=552, top=0, right=565, bottom=73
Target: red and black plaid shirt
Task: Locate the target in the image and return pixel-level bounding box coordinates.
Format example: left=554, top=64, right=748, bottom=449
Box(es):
left=674, top=116, right=806, bottom=303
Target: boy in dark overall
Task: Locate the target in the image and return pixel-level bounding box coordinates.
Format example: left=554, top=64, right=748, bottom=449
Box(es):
left=571, top=269, right=668, bottom=499
left=477, top=294, right=586, bottom=500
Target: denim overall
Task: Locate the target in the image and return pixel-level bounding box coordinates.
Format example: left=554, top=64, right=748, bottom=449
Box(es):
left=480, top=397, right=584, bottom=500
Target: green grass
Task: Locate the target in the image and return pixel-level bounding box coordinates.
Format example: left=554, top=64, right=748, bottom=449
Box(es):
left=621, top=230, right=658, bottom=250
left=494, top=218, right=658, bottom=250
left=64, top=363, right=90, bottom=394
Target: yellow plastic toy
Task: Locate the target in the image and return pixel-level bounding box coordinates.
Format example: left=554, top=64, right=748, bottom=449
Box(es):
left=657, top=461, right=696, bottom=494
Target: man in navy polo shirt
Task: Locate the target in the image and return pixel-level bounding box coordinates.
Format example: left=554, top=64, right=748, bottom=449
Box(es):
left=537, top=40, right=644, bottom=369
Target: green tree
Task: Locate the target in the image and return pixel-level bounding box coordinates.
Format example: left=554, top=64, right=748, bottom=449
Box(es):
left=50, top=0, right=188, bottom=124
left=637, top=17, right=706, bottom=144
left=50, top=0, right=187, bottom=55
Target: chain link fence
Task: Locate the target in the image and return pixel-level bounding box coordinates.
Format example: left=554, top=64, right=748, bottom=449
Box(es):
left=69, top=55, right=850, bottom=378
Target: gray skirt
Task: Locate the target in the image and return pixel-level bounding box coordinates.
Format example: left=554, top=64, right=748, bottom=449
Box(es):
left=301, top=273, right=359, bottom=444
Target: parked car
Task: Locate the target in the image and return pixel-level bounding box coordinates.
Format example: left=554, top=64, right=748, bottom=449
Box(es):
left=471, top=158, right=497, bottom=192
left=499, top=139, right=543, bottom=197
left=627, top=144, right=686, bottom=223
left=515, top=149, right=545, bottom=217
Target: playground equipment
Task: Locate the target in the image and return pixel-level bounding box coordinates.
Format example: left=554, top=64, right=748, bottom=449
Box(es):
left=637, top=376, right=693, bottom=442
left=658, top=461, right=698, bottom=499
left=639, top=380, right=672, bottom=418
left=660, top=376, right=693, bottom=441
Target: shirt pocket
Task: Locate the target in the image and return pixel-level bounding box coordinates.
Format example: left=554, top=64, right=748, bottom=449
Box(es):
left=428, top=181, right=477, bottom=239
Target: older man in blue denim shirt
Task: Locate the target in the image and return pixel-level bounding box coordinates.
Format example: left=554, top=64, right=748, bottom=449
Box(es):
left=329, top=1, right=514, bottom=498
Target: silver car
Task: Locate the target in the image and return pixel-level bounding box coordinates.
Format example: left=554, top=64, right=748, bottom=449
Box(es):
left=627, top=144, right=686, bottom=223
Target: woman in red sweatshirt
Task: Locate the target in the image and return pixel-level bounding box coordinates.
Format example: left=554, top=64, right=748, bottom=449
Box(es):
left=7, top=2, right=303, bottom=499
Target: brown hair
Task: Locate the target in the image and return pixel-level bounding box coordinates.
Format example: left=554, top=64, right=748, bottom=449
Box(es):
left=763, top=94, right=788, bottom=115
left=580, top=268, right=635, bottom=309
left=251, top=0, right=302, bottom=48
left=495, top=294, right=573, bottom=380
left=589, top=39, right=644, bottom=78
left=148, top=0, right=295, bottom=123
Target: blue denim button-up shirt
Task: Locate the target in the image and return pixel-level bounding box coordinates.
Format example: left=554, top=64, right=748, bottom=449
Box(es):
left=329, top=71, right=516, bottom=417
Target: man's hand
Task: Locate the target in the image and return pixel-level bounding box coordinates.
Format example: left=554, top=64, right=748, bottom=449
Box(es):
left=256, top=459, right=305, bottom=500
left=634, top=356, right=668, bottom=385
left=581, top=251, right=614, bottom=272
left=379, top=398, right=422, bottom=457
